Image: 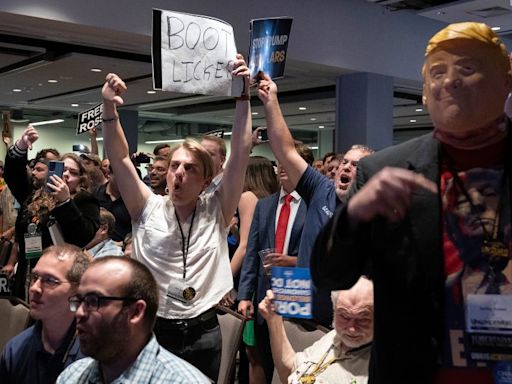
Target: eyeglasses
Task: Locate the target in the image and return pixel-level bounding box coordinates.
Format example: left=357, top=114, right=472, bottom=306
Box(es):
left=68, top=293, right=138, bottom=312
left=29, top=272, right=70, bottom=288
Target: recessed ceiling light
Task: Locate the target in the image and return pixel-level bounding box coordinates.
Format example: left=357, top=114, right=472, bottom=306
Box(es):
left=145, top=139, right=185, bottom=144
left=12, top=89, right=22, bottom=93
left=491, top=26, right=501, bottom=31
left=318, top=125, right=325, bottom=129
left=310, top=118, right=317, bottom=121
left=31, top=119, right=64, bottom=126
left=298, top=107, right=307, bottom=111
left=71, top=103, right=79, bottom=107
left=410, top=119, right=417, bottom=123
left=251, top=112, right=259, bottom=115
left=415, top=108, right=423, bottom=112
left=146, top=90, right=156, bottom=94
left=90, top=68, right=102, bottom=72
left=48, top=79, right=58, bottom=83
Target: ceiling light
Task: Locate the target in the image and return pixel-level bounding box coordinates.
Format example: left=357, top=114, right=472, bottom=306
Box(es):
left=415, top=108, right=423, bottom=112
left=48, top=79, right=58, bottom=83
left=12, top=89, right=22, bottom=93
left=95, top=137, right=103, bottom=141
left=310, top=118, right=317, bottom=121
left=309, top=146, right=318, bottom=150
left=31, top=119, right=65, bottom=126
left=223, top=132, right=232, bottom=136
left=251, top=112, right=259, bottom=115
left=491, top=26, right=501, bottom=31
left=318, top=125, right=325, bottom=129
left=71, top=103, right=79, bottom=107
left=298, top=107, right=307, bottom=111
left=90, top=68, right=102, bottom=72
left=145, top=139, right=185, bottom=144
left=146, top=90, right=156, bottom=94
left=410, top=119, right=417, bottom=123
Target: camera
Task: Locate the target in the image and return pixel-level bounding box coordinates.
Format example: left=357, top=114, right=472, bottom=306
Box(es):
left=72, top=144, right=89, bottom=153
left=134, top=153, right=151, bottom=164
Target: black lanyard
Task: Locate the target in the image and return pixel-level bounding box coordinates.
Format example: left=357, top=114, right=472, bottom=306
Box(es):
left=175, top=208, right=196, bottom=279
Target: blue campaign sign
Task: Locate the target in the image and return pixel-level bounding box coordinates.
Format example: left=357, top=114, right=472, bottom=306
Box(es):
left=248, top=17, right=293, bottom=81
left=271, top=267, right=312, bottom=319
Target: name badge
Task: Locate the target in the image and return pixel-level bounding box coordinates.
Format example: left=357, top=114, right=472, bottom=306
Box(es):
left=466, top=294, right=512, bottom=335
left=166, top=280, right=196, bottom=304
left=24, top=233, right=42, bottom=260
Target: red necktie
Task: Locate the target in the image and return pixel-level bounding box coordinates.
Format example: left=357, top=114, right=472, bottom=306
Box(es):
left=275, top=194, right=293, bottom=254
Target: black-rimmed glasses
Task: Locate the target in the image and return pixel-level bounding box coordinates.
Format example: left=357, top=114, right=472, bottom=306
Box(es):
left=68, top=293, right=138, bottom=312
left=29, top=272, right=71, bottom=289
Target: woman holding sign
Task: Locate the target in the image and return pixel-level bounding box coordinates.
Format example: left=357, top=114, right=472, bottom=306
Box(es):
left=100, top=54, right=252, bottom=381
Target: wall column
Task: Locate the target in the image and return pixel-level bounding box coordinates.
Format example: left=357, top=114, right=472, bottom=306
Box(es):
left=335, top=72, right=394, bottom=152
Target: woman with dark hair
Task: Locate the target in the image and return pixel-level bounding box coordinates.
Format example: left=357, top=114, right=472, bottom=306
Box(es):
left=229, top=156, right=279, bottom=280
left=4, top=125, right=100, bottom=300
left=224, top=156, right=278, bottom=384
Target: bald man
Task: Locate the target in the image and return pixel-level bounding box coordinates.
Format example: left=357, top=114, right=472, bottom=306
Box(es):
left=259, top=276, right=373, bottom=384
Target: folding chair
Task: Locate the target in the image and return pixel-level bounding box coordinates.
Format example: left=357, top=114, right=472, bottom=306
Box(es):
left=271, top=319, right=329, bottom=384
left=216, top=305, right=246, bottom=384
left=0, top=296, right=30, bottom=352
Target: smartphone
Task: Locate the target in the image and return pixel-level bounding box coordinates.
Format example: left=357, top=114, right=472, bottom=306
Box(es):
left=259, top=128, right=269, bottom=141
left=46, top=160, right=65, bottom=192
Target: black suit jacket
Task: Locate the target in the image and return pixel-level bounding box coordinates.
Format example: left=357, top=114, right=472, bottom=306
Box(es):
left=238, top=191, right=306, bottom=324
left=312, top=132, right=446, bottom=384
left=313, top=126, right=512, bottom=383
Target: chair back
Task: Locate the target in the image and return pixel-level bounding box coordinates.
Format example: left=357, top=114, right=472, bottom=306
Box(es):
left=0, top=296, right=30, bottom=352
left=271, top=320, right=329, bottom=384
left=216, top=305, right=246, bottom=384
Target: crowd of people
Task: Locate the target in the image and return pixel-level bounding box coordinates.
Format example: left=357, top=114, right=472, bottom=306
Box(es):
left=0, top=21, right=510, bottom=384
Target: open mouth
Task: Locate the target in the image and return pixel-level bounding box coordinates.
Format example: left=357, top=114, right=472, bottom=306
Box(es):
left=338, top=174, right=352, bottom=189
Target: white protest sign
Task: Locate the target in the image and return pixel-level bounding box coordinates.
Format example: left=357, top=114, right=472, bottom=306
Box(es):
left=152, top=9, right=243, bottom=97
left=77, top=103, right=103, bottom=135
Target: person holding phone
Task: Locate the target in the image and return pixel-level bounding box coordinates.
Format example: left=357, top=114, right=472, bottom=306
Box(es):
left=4, top=125, right=100, bottom=300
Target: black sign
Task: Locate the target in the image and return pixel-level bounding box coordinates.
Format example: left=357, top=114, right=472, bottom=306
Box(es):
left=77, top=103, right=103, bottom=134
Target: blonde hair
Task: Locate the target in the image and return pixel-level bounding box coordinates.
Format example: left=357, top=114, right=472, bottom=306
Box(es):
left=168, top=139, right=214, bottom=180
left=422, top=22, right=510, bottom=77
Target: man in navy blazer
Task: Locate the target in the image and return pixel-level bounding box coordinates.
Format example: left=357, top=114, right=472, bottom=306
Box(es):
left=237, top=147, right=312, bottom=383
left=237, top=183, right=307, bottom=323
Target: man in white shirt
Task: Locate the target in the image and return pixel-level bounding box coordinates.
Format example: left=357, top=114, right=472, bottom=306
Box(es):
left=100, top=55, right=252, bottom=381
